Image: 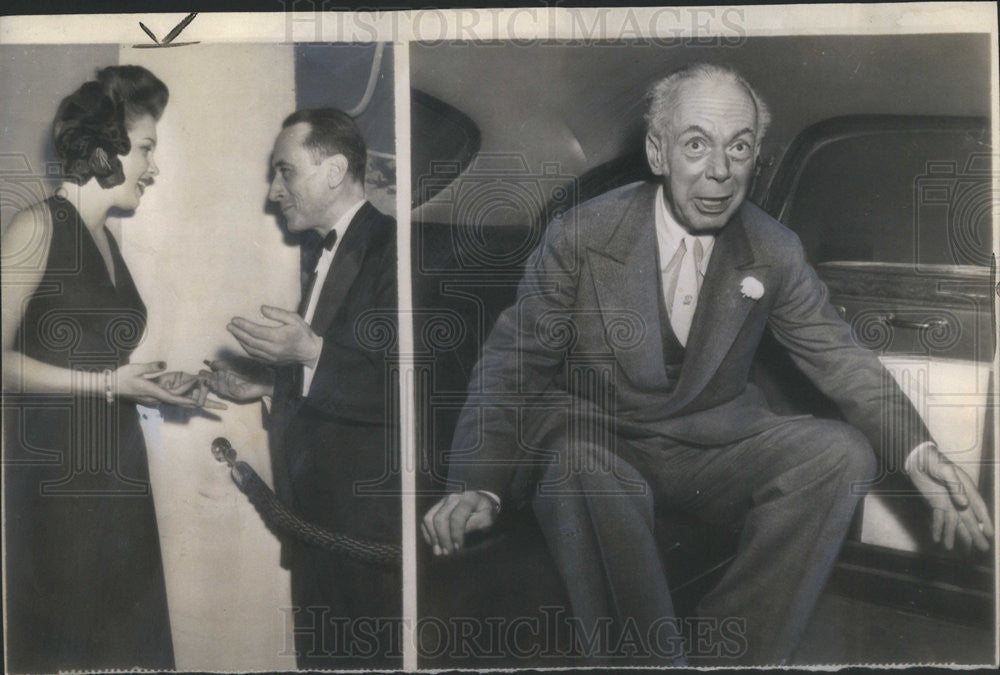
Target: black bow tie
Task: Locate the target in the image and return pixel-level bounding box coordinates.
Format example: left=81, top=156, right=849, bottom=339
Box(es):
left=321, top=228, right=338, bottom=252
left=303, top=228, right=339, bottom=282
left=300, top=229, right=338, bottom=316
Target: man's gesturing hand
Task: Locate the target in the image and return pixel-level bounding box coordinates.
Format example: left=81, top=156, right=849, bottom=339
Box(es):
left=421, top=491, right=498, bottom=556
left=908, top=443, right=994, bottom=552
left=228, top=306, right=322, bottom=366
left=201, top=359, right=275, bottom=402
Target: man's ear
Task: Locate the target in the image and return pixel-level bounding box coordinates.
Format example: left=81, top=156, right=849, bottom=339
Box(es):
left=323, top=154, right=349, bottom=188
left=645, top=132, right=667, bottom=177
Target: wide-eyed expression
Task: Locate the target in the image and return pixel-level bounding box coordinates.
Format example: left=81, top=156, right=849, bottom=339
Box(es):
left=646, top=77, right=759, bottom=233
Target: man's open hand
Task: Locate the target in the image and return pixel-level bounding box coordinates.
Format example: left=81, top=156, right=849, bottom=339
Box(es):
left=421, top=491, right=499, bottom=556
left=908, top=443, right=994, bottom=552
left=228, top=305, right=322, bottom=366
left=201, top=359, right=275, bottom=402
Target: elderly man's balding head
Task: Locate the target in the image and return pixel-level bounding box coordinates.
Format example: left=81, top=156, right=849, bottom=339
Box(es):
left=645, top=64, right=771, bottom=144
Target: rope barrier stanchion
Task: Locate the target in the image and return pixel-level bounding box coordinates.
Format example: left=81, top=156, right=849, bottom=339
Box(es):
left=210, top=437, right=401, bottom=567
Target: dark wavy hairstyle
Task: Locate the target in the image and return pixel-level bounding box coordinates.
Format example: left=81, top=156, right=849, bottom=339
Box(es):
left=52, top=65, right=169, bottom=189
left=282, top=108, right=367, bottom=184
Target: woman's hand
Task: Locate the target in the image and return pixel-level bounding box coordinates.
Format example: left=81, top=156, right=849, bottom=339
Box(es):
left=153, top=370, right=228, bottom=410
left=115, top=362, right=227, bottom=409
left=154, top=370, right=200, bottom=396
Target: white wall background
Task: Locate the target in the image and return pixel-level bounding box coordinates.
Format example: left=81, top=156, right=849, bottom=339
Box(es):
left=116, top=44, right=299, bottom=671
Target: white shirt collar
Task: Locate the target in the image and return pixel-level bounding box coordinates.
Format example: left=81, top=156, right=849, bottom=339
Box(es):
left=318, top=198, right=367, bottom=257
left=654, top=185, right=715, bottom=273
left=300, top=198, right=368, bottom=395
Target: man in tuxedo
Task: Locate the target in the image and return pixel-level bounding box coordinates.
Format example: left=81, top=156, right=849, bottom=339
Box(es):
left=209, top=108, right=399, bottom=669
left=422, top=64, right=993, bottom=664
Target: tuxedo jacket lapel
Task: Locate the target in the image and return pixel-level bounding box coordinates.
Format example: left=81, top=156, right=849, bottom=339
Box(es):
left=309, top=201, right=377, bottom=337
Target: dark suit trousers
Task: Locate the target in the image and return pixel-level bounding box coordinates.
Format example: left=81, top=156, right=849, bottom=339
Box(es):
left=288, top=544, right=401, bottom=670
left=532, top=416, right=877, bottom=666
left=282, top=407, right=402, bottom=669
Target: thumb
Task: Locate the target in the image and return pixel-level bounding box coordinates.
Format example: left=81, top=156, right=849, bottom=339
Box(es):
left=260, top=305, right=298, bottom=324
left=933, top=460, right=970, bottom=509
left=466, top=509, right=495, bottom=533
left=947, top=475, right=970, bottom=510
left=205, top=359, right=237, bottom=374
left=466, top=494, right=498, bottom=532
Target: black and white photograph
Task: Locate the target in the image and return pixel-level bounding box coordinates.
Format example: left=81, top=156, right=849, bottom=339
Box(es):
left=1, top=3, right=998, bottom=672
left=412, top=13, right=997, bottom=670
left=1, top=24, right=401, bottom=672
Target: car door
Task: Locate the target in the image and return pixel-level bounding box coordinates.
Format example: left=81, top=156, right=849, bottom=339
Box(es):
left=759, top=114, right=995, bottom=627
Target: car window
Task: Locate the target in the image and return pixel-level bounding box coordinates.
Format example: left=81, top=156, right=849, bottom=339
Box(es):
left=411, top=89, right=481, bottom=208
left=772, top=117, right=991, bottom=268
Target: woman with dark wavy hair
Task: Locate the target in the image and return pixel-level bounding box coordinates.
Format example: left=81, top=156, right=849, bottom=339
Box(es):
left=2, top=65, right=219, bottom=671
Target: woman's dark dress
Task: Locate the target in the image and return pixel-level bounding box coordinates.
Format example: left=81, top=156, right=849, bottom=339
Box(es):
left=4, top=196, right=175, bottom=672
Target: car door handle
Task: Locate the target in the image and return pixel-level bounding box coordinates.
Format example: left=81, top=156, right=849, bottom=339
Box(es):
left=880, top=313, right=949, bottom=331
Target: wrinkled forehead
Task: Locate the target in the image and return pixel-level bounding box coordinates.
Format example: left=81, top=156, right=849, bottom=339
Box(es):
left=670, top=78, right=758, bottom=136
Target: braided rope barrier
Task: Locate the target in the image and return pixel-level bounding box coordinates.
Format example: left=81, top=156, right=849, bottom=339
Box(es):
left=213, top=438, right=401, bottom=567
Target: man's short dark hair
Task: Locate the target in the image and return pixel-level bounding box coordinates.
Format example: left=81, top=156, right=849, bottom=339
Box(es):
left=282, top=108, right=367, bottom=184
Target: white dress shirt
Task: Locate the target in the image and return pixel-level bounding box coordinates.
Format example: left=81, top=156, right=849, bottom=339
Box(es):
left=653, top=185, right=716, bottom=322
left=301, top=198, right=367, bottom=396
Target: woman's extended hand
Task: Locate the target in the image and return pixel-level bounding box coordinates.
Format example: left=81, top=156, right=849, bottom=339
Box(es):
left=154, top=370, right=199, bottom=395
left=153, top=370, right=228, bottom=410
left=115, top=362, right=227, bottom=409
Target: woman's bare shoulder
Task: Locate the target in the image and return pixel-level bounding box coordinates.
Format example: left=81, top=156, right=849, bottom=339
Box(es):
left=3, top=200, right=54, bottom=271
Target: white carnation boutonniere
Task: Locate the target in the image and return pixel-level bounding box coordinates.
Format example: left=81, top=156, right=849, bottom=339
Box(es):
left=740, top=276, right=765, bottom=300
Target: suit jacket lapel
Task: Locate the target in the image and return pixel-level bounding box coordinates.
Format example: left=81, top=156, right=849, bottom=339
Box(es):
left=666, top=206, right=765, bottom=414
left=587, top=183, right=671, bottom=391
left=309, top=201, right=377, bottom=337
